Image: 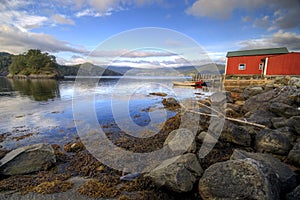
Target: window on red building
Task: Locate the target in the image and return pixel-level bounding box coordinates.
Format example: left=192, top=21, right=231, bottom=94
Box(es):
left=238, top=63, right=246, bottom=70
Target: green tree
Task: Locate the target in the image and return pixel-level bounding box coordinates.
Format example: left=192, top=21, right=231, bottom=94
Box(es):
left=8, top=49, right=59, bottom=76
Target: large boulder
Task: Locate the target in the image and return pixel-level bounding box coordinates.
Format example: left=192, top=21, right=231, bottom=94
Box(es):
left=147, top=153, right=203, bottom=193
left=220, top=122, right=251, bottom=146
left=247, top=109, right=276, bottom=128
left=198, top=158, right=280, bottom=200
left=231, top=149, right=297, bottom=193
left=243, top=86, right=297, bottom=112
left=288, top=142, right=300, bottom=167
left=0, top=143, right=56, bottom=175
left=269, top=102, right=300, bottom=117
left=255, top=129, right=293, bottom=155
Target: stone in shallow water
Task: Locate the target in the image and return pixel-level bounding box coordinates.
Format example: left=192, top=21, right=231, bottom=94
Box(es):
left=0, top=143, right=56, bottom=175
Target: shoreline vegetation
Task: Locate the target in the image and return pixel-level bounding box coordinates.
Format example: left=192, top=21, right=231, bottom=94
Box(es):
left=0, top=76, right=300, bottom=199
left=2, top=49, right=123, bottom=79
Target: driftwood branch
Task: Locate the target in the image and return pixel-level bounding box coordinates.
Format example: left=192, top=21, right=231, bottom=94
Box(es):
left=180, top=101, right=267, bottom=129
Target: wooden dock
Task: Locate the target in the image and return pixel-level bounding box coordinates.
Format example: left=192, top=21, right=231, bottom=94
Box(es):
left=192, top=74, right=223, bottom=89
left=192, top=74, right=274, bottom=90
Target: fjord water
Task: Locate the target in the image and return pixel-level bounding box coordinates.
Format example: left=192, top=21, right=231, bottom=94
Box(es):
left=0, top=76, right=206, bottom=150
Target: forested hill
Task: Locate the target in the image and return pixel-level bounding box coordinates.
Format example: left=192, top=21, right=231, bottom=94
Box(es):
left=0, top=50, right=121, bottom=77
left=57, top=63, right=122, bottom=76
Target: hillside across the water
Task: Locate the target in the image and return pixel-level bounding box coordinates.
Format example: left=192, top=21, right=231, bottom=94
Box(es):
left=0, top=50, right=122, bottom=78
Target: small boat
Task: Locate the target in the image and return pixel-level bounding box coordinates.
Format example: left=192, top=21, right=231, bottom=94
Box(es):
left=172, top=81, right=196, bottom=86
left=173, top=80, right=207, bottom=87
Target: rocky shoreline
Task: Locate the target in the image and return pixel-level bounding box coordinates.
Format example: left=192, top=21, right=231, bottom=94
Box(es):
left=0, top=77, right=300, bottom=199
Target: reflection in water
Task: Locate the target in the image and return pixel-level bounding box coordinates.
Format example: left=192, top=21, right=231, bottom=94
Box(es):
left=6, top=78, right=60, bottom=101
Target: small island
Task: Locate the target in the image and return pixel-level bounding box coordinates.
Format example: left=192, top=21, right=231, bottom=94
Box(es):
left=7, top=49, right=63, bottom=79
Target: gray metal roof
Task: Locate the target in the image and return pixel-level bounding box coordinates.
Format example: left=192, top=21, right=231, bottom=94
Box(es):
left=226, top=47, right=288, bottom=57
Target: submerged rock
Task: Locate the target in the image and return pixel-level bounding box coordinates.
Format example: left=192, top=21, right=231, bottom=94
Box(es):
left=231, top=149, right=297, bottom=193
left=147, top=153, right=203, bottom=193
left=198, top=158, right=280, bottom=200
left=0, top=143, right=56, bottom=175
left=149, top=92, right=167, bottom=97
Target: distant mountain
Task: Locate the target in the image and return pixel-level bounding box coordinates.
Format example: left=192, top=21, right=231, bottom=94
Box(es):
left=58, top=63, right=123, bottom=76
left=107, top=66, right=132, bottom=74
left=105, top=63, right=225, bottom=77
left=0, top=52, right=13, bottom=76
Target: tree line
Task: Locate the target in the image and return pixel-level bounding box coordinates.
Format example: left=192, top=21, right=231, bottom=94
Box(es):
left=8, top=49, right=59, bottom=76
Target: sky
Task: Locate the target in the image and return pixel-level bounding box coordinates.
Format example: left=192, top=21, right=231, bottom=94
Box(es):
left=1, top=0, right=300, bottom=68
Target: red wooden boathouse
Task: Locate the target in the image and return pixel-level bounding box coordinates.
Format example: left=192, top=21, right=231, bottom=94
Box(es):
left=225, top=47, right=300, bottom=76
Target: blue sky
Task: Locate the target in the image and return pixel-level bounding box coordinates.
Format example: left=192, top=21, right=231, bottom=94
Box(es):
left=1, top=0, right=300, bottom=68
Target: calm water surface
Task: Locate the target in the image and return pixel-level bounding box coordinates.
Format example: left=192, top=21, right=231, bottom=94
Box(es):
left=0, top=76, right=211, bottom=149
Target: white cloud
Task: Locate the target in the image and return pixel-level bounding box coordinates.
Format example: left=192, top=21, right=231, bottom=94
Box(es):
left=238, top=30, right=300, bottom=51
left=75, top=9, right=112, bottom=17
left=0, top=24, right=88, bottom=54
left=186, top=0, right=300, bottom=30
left=89, top=49, right=177, bottom=58
left=74, top=0, right=165, bottom=17
left=57, top=56, right=92, bottom=65
left=52, top=14, right=75, bottom=25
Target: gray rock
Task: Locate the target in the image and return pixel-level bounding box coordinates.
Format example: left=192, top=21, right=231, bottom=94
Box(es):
left=197, top=131, right=218, bottom=144
left=0, top=143, right=56, bottom=175
left=256, top=129, right=293, bottom=155
left=162, top=97, right=180, bottom=110
left=164, top=129, right=197, bottom=153
left=288, top=142, right=300, bottom=167
left=226, top=103, right=242, bottom=113
left=147, top=153, right=203, bottom=193
left=210, top=91, right=230, bottom=104
left=225, top=108, right=240, bottom=118
left=272, top=117, right=300, bottom=135
left=221, top=122, right=251, bottom=146
left=269, top=102, right=300, bottom=117
left=243, top=86, right=297, bottom=112
left=242, top=86, right=264, bottom=99
left=247, top=110, right=276, bottom=128
left=272, top=117, right=288, bottom=129
left=198, top=158, right=280, bottom=200
left=286, top=185, right=300, bottom=200
left=231, top=149, right=297, bottom=193
left=289, top=77, right=300, bottom=88
left=287, top=116, right=300, bottom=135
